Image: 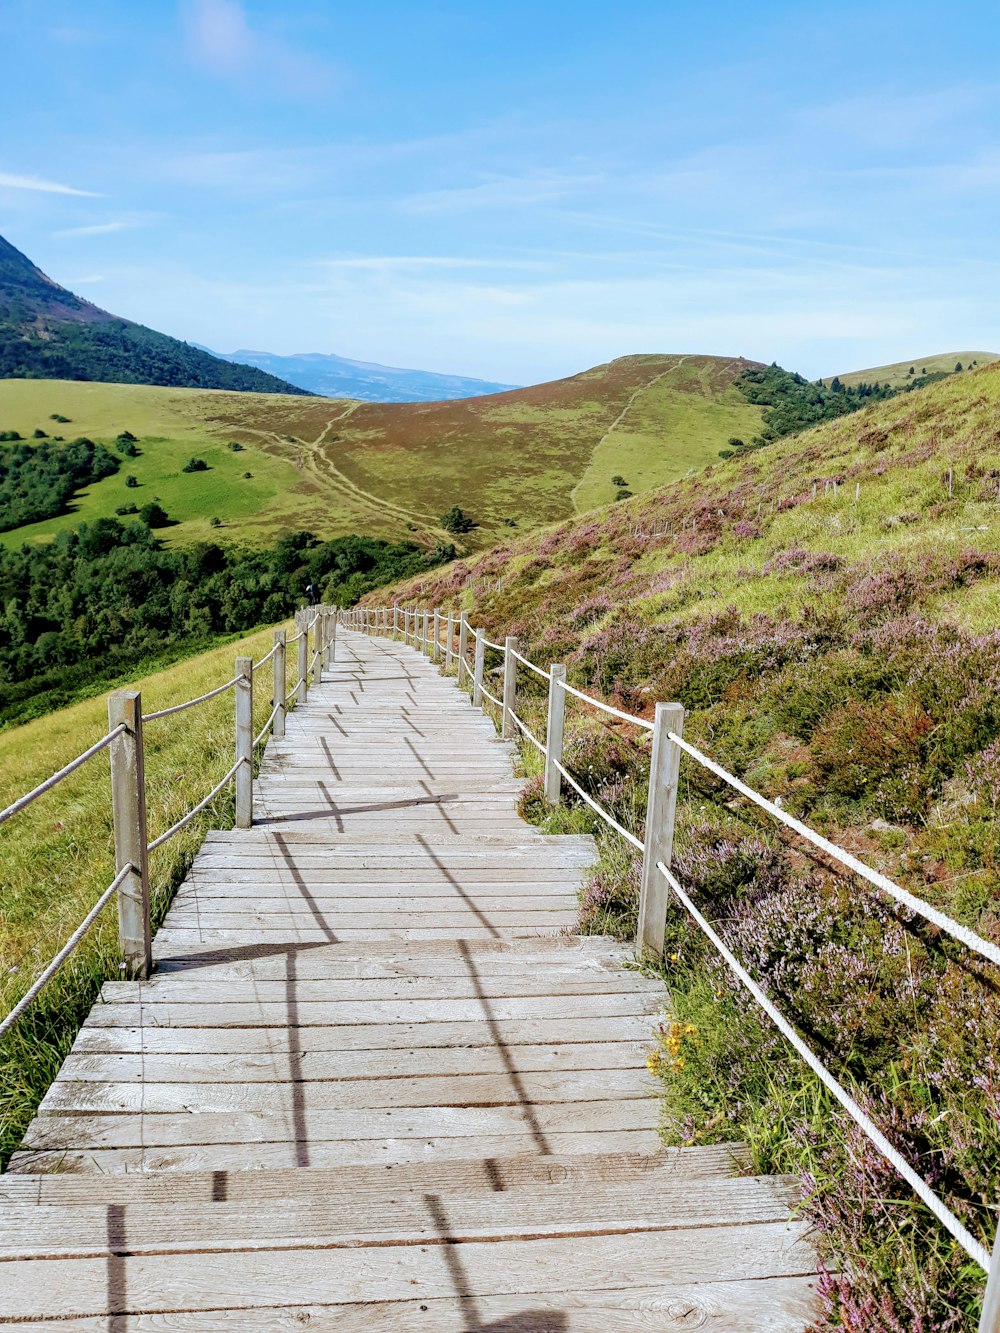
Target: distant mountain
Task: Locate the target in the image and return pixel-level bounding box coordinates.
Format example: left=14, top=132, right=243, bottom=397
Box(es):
left=0, top=233, right=307, bottom=395
left=206, top=347, right=519, bottom=402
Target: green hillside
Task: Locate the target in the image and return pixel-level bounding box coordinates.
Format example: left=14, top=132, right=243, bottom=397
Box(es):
left=371, top=362, right=1000, bottom=1328
left=0, top=356, right=764, bottom=549
left=829, top=349, right=999, bottom=389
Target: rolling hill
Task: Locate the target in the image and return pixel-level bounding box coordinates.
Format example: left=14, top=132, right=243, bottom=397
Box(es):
left=0, top=354, right=766, bottom=548
left=827, top=350, right=999, bottom=389
left=206, top=347, right=519, bottom=402
left=0, top=233, right=305, bottom=395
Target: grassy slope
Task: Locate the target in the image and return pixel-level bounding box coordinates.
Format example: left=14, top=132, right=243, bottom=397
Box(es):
left=831, top=350, right=998, bottom=389
left=370, top=363, right=1000, bottom=1328
left=0, top=354, right=762, bottom=549
left=0, top=623, right=287, bottom=1164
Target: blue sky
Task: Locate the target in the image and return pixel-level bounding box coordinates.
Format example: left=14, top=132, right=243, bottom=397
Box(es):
left=2, top=0, right=1000, bottom=384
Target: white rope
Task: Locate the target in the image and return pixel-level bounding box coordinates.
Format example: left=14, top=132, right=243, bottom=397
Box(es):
left=557, top=678, right=655, bottom=731
left=0, top=863, right=131, bottom=1041
left=554, top=759, right=644, bottom=850
left=479, top=682, right=503, bottom=708
left=142, top=675, right=240, bottom=721
left=251, top=642, right=280, bottom=672
left=510, top=647, right=549, bottom=680
left=285, top=683, right=300, bottom=704
left=509, top=709, right=545, bottom=753
left=480, top=635, right=504, bottom=651
left=671, top=733, right=1000, bottom=969
left=147, top=758, right=246, bottom=852
left=0, top=726, right=125, bottom=827
left=253, top=702, right=281, bottom=748
left=459, top=655, right=470, bottom=680
left=656, top=861, right=991, bottom=1272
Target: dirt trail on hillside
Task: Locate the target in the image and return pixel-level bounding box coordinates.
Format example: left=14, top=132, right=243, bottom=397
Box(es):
left=570, top=356, right=689, bottom=512
left=242, top=404, right=450, bottom=542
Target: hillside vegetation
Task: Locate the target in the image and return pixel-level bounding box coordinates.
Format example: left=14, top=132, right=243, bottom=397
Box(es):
left=0, top=233, right=304, bottom=395
left=829, top=350, right=998, bottom=390
left=0, top=355, right=765, bottom=547
left=370, top=363, right=1000, bottom=1328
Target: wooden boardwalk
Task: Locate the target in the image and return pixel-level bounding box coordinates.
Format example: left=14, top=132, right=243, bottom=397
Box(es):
left=1, top=630, right=819, bottom=1328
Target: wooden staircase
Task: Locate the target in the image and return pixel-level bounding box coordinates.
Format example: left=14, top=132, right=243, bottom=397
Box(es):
left=1, top=630, right=819, bottom=1327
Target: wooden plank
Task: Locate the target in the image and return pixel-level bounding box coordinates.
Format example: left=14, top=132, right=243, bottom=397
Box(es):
left=0, top=1175, right=797, bottom=1256
left=2, top=1222, right=816, bottom=1321
left=101, top=975, right=659, bottom=1001
left=0, top=1277, right=821, bottom=1331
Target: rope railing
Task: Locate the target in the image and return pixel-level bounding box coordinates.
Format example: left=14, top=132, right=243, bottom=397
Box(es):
left=0, top=862, right=133, bottom=1042
left=1, top=605, right=335, bottom=1038
left=656, top=858, right=991, bottom=1271
left=558, top=678, right=655, bottom=731
left=352, top=601, right=1000, bottom=1291
left=0, top=725, right=125, bottom=828
left=148, top=757, right=247, bottom=852
left=671, top=732, right=1000, bottom=971
left=142, top=674, right=240, bottom=722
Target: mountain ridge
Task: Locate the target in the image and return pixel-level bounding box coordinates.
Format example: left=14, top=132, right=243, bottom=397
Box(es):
left=0, top=233, right=307, bottom=396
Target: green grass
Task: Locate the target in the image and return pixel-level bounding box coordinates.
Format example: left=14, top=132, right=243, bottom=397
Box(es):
left=0, top=355, right=765, bottom=550
left=0, top=623, right=291, bottom=1167
left=830, top=350, right=999, bottom=389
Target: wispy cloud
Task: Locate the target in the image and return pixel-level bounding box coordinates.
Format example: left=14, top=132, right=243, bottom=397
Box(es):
left=53, top=220, right=134, bottom=238
left=401, top=171, right=602, bottom=215
left=180, top=0, right=339, bottom=98
left=0, top=171, right=100, bottom=197
left=319, top=256, right=547, bottom=272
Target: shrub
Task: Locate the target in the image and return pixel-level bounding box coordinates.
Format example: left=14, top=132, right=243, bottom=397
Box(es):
left=615, top=488, right=633, bottom=501
left=125, top=475, right=139, bottom=488
left=182, top=457, right=209, bottom=473
left=441, top=505, right=475, bottom=534
left=210, top=516, right=223, bottom=528
left=31, top=428, right=47, bottom=439
left=228, top=441, right=244, bottom=451
left=611, top=474, right=628, bottom=487
left=49, top=414, right=70, bottom=423
left=139, top=502, right=169, bottom=528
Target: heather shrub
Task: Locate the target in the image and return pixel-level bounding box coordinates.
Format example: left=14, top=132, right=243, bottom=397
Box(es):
left=578, top=851, right=640, bottom=937
left=811, top=697, right=936, bottom=820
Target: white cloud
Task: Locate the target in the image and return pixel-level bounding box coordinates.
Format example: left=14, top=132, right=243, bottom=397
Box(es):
left=0, top=171, right=100, bottom=197
left=319, top=256, right=546, bottom=272
left=53, top=220, right=133, bottom=238
left=181, top=0, right=338, bottom=97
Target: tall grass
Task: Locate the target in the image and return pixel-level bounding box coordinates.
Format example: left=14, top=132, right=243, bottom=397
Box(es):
left=0, top=622, right=290, bottom=1168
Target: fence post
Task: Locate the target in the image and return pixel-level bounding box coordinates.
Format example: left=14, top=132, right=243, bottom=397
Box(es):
left=445, top=613, right=454, bottom=671
left=393, top=605, right=400, bottom=641
left=327, top=607, right=337, bottom=666
left=980, top=1227, right=1000, bottom=1333
left=312, top=616, right=323, bottom=685
left=636, top=702, right=685, bottom=960
left=502, top=635, right=518, bottom=738
left=457, top=613, right=469, bottom=681
left=273, top=629, right=286, bottom=739
left=473, top=629, right=485, bottom=707
left=544, top=664, right=567, bottom=804
left=235, top=656, right=253, bottom=829
left=432, top=610, right=441, bottom=664
left=422, top=610, right=430, bottom=655
left=107, top=690, right=151, bottom=979
left=297, top=622, right=308, bottom=704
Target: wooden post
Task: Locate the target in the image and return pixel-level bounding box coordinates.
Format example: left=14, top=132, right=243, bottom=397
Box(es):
left=107, top=690, right=151, bottom=979
left=636, top=702, right=685, bottom=960
left=544, top=664, right=567, bottom=804
left=445, top=613, right=454, bottom=671
left=502, top=635, right=518, bottom=738
left=432, top=610, right=441, bottom=663
left=235, top=656, right=253, bottom=829
left=422, top=610, right=430, bottom=654
left=297, top=624, right=308, bottom=704
left=312, top=616, right=322, bottom=684
left=272, top=629, right=286, bottom=739
left=979, top=1226, right=1000, bottom=1333
left=473, top=629, right=485, bottom=707
left=393, top=605, right=400, bottom=641
left=327, top=608, right=337, bottom=666
left=457, top=613, right=469, bottom=682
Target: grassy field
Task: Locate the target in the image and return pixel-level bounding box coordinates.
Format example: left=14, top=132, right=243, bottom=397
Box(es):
left=0, top=622, right=291, bottom=1166
left=829, top=349, right=999, bottom=389
left=369, top=362, right=1000, bottom=1328
left=0, top=355, right=763, bottom=549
